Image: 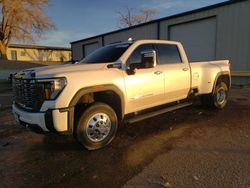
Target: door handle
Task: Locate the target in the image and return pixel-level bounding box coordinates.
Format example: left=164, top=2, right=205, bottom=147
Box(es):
left=182, top=68, right=189, bottom=71
left=154, top=71, right=162, bottom=75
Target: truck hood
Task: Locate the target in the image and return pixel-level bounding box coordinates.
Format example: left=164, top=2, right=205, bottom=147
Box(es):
left=25, top=63, right=107, bottom=78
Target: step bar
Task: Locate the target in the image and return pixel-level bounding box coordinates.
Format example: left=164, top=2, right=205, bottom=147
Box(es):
left=127, top=102, right=192, bottom=124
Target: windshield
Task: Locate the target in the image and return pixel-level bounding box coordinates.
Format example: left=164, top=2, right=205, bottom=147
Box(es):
left=80, top=43, right=131, bottom=64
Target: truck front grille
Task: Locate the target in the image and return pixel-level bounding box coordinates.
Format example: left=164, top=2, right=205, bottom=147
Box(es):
left=13, top=78, right=45, bottom=112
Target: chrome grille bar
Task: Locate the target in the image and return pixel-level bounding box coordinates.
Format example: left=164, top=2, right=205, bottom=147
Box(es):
left=13, top=78, right=45, bottom=111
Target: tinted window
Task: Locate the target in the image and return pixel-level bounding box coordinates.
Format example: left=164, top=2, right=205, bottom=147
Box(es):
left=155, top=44, right=182, bottom=64
left=127, top=44, right=153, bottom=65
left=80, top=43, right=131, bottom=64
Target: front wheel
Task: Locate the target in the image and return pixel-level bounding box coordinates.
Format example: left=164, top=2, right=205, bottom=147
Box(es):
left=76, top=102, right=118, bottom=150
left=201, top=82, right=228, bottom=109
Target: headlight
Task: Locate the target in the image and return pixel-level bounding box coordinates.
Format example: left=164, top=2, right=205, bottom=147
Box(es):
left=37, top=78, right=67, bottom=100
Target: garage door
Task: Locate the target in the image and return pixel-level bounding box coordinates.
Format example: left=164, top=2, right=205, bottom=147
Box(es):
left=169, top=17, right=217, bottom=61
left=83, top=42, right=99, bottom=57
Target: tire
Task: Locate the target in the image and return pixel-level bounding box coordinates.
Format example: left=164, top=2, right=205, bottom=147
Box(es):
left=201, top=82, right=228, bottom=109
left=76, top=102, right=118, bottom=150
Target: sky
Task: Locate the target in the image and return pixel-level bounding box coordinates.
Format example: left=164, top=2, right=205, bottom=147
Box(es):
left=38, top=0, right=228, bottom=47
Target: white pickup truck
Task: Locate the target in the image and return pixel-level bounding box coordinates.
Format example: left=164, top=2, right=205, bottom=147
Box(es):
left=12, top=40, right=231, bottom=150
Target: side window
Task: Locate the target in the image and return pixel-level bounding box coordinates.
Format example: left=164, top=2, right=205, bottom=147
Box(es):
left=155, top=44, right=182, bottom=64
left=127, top=44, right=153, bottom=65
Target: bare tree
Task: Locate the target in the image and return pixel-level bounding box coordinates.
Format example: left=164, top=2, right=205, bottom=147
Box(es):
left=0, top=0, right=55, bottom=59
left=117, top=7, right=157, bottom=28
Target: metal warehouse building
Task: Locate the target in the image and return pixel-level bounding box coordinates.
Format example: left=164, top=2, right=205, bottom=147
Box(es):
left=71, top=0, right=250, bottom=84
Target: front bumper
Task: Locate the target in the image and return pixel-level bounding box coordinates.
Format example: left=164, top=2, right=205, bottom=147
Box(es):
left=12, top=104, right=69, bottom=133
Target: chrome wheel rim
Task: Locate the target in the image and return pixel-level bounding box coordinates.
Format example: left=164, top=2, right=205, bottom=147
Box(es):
left=86, top=113, right=111, bottom=142
left=216, top=87, right=226, bottom=104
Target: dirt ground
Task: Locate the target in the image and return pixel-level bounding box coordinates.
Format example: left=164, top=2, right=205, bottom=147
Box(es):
left=0, top=87, right=249, bottom=188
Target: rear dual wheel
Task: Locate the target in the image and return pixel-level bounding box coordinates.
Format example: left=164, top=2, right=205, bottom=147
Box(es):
left=201, top=82, right=228, bottom=109
left=76, top=102, right=118, bottom=150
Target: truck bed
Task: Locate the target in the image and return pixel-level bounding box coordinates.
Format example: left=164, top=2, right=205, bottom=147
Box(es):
left=190, top=60, right=230, bottom=94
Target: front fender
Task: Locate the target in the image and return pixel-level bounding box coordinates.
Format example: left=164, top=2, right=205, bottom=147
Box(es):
left=67, top=84, right=125, bottom=133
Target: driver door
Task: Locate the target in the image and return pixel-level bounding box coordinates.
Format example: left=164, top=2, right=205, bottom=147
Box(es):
left=124, top=44, right=165, bottom=113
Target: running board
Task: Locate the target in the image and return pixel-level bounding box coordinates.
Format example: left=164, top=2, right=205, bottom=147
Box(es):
left=127, top=102, right=192, bottom=124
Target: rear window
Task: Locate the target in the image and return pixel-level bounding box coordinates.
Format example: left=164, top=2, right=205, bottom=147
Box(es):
left=155, top=44, right=182, bottom=64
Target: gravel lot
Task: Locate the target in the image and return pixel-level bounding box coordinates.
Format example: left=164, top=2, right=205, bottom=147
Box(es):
left=0, top=87, right=249, bottom=188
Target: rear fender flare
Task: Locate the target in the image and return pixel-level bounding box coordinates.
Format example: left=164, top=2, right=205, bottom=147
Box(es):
left=212, top=71, right=231, bottom=93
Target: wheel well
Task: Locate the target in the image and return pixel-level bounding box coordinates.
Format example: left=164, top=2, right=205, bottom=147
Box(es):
left=74, top=90, right=122, bottom=120
left=216, top=74, right=230, bottom=88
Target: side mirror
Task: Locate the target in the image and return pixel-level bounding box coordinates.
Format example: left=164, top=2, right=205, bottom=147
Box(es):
left=126, top=49, right=157, bottom=75
left=141, top=50, right=156, bottom=68
left=126, top=66, right=137, bottom=75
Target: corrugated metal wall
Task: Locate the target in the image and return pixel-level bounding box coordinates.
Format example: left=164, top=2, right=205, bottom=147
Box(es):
left=71, top=37, right=103, bottom=60
left=216, top=1, right=250, bottom=72
left=104, top=23, right=158, bottom=44
left=71, top=0, right=250, bottom=84
left=169, top=17, right=217, bottom=61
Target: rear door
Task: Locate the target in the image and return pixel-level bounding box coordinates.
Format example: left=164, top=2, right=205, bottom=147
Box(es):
left=154, top=44, right=190, bottom=102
